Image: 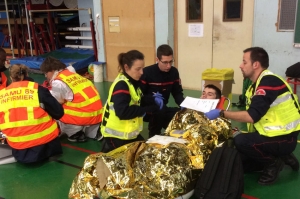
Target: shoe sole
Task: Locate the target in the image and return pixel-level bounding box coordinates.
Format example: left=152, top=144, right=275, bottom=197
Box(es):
left=258, top=161, right=284, bottom=185
left=96, top=135, right=103, bottom=141
left=67, top=138, right=87, bottom=143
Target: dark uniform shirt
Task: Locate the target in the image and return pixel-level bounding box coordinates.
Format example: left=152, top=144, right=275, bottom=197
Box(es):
left=111, top=72, right=159, bottom=120
left=247, top=74, right=292, bottom=123
left=139, top=63, right=184, bottom=106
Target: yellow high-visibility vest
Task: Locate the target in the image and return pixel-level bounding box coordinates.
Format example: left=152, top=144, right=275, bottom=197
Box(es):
left=101, top=73, right=143, bottom=140
left=246, top=70, right=300, bottom=136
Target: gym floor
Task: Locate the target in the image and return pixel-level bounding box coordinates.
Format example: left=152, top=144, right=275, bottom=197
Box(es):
left=0, top=72, right=299, bottom=199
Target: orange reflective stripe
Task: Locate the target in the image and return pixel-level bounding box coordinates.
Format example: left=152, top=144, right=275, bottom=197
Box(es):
left=0, top=72, right=7, bottom=90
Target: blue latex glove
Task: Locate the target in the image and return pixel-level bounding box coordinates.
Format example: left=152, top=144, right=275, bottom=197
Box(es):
left=154, top=97, right=164, bottom=110
left=153, top=92, right=164, bottom=100
left=204, top=109, right=221, bottom=120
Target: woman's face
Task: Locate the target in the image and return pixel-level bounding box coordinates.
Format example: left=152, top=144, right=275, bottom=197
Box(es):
left=124, top=59, right=144, bottom=81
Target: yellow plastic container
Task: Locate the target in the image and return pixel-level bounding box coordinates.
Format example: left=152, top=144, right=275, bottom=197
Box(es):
left=201, top=68, right=234, bottom=108
left=202, top=68, right=234, bottom=81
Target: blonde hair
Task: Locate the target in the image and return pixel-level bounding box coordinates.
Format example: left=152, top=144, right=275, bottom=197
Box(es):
left=10, top=64, right=29, bottom=82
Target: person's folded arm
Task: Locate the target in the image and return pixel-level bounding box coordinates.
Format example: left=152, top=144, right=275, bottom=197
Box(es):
left=38, top=85, right=64, bottom=120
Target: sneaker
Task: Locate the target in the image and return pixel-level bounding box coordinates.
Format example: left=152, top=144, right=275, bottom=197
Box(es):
left=0, top=131, right=7, bottom=145
left=94, top=131, right=103, bottom=141
left=68, top=131, right=87, bottom=142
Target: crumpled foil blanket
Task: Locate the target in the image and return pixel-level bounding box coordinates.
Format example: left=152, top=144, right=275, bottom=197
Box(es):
left=69, top=109, right=231, bottom=199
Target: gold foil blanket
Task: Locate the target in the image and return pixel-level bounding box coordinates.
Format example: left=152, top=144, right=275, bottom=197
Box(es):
left=69, top=109, right=231, bottom=199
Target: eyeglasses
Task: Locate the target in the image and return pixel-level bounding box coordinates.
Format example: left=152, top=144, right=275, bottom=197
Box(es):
left=159, top=59, right=174, bottom=65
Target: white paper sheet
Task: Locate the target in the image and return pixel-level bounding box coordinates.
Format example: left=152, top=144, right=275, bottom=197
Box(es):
left=188, top=24, right=203, bottom=37
left=180, top=96, right=219, bottom=113
left=146, top=135, right=187, bottom=145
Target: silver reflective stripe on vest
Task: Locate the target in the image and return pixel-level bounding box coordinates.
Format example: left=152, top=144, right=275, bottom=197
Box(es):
left=105, top=127, right=140, bottom=139
left=264, top=118, right=300, bottom=131
left=270, top=94, right=292, bottom=107
left=109, top=104, right=114, bottom=111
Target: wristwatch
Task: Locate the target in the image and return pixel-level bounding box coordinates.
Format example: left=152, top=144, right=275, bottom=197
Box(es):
left=220, top=110, right=225, bottom=118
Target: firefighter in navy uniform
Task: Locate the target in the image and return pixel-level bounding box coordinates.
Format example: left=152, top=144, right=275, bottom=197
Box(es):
left=140, top=44, right=185, bottom=138
left=205, top=47, right=300, bottom=185
left=0, top=64, right=64, bottom=164
left=101, top=50, right=161, bottom=153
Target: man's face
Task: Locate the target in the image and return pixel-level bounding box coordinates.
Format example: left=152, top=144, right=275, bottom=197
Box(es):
left=201, top=87, right=217, bottom=99
left=0, top=52, right=6, bottom=68
left=157, top=55, right=173, bottom=72
left=240, top=52, right=255, bottom=79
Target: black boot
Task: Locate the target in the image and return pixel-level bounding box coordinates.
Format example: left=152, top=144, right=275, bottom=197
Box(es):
left=281, top=153, right=299, bottom=171
left=258, top=158, right=284, bottom=185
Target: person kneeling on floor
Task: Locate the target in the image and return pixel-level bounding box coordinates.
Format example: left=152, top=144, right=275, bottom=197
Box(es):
left=0, top=64, right=64, bottom=164
left=100, top=50, right=161, bottom=153
left=40, top=57, right=103, bottom=143
left=205, top=47, right=300, bottom=185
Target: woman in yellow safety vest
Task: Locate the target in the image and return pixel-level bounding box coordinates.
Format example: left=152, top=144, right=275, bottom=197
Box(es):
left=101, top=50, right=162, bottom=152
left=0, top=64, right=64, bottom=164
left=40, top=57, right=103, bottom=143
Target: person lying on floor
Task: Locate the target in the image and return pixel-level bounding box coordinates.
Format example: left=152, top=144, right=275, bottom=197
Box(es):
left=40, top=57, right=103, bottom=143
left=200, top=84, right=221, bottom=100
left=0, top=64, right=64, bottom=165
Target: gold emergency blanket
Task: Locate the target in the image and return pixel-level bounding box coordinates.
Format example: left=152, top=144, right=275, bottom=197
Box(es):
left=165, top=108, right=231, bottom=166
left=69, top=109, right=231, bottom=199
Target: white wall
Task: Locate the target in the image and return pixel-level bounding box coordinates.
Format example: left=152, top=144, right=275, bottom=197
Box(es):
left=92, top=0, right=105, bottom=62
left=77, top=0, right=105, bottom=62
left=77, top=0, right=92, bottom=47
left=154, top=0, right=174, bottom=50
left=253, top=0, right=300, bottom=97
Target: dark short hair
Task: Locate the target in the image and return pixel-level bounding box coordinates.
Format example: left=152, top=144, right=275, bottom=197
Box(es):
left=204, top=84, right=221, bottom=99
left=157, top=44, right=173, bottom=60
left=243, top=47, right=269, bottom=69
left=40, top=56, right=67, bottom=73
left=117, top=50, right=144, bottom=72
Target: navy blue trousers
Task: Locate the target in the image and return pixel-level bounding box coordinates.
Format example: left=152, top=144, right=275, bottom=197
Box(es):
left=148, top=106, right=180, bottom=138
left=234, top=131, right=299, bottom=171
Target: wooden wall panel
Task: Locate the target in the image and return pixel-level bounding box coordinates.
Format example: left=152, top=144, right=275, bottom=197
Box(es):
left=102, top=0, right=155, bottom=81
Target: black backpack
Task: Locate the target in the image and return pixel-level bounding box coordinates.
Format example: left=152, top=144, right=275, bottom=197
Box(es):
left=286, top=62, right=300, bottom=78
left=194, top=146, right=244, bottom=199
